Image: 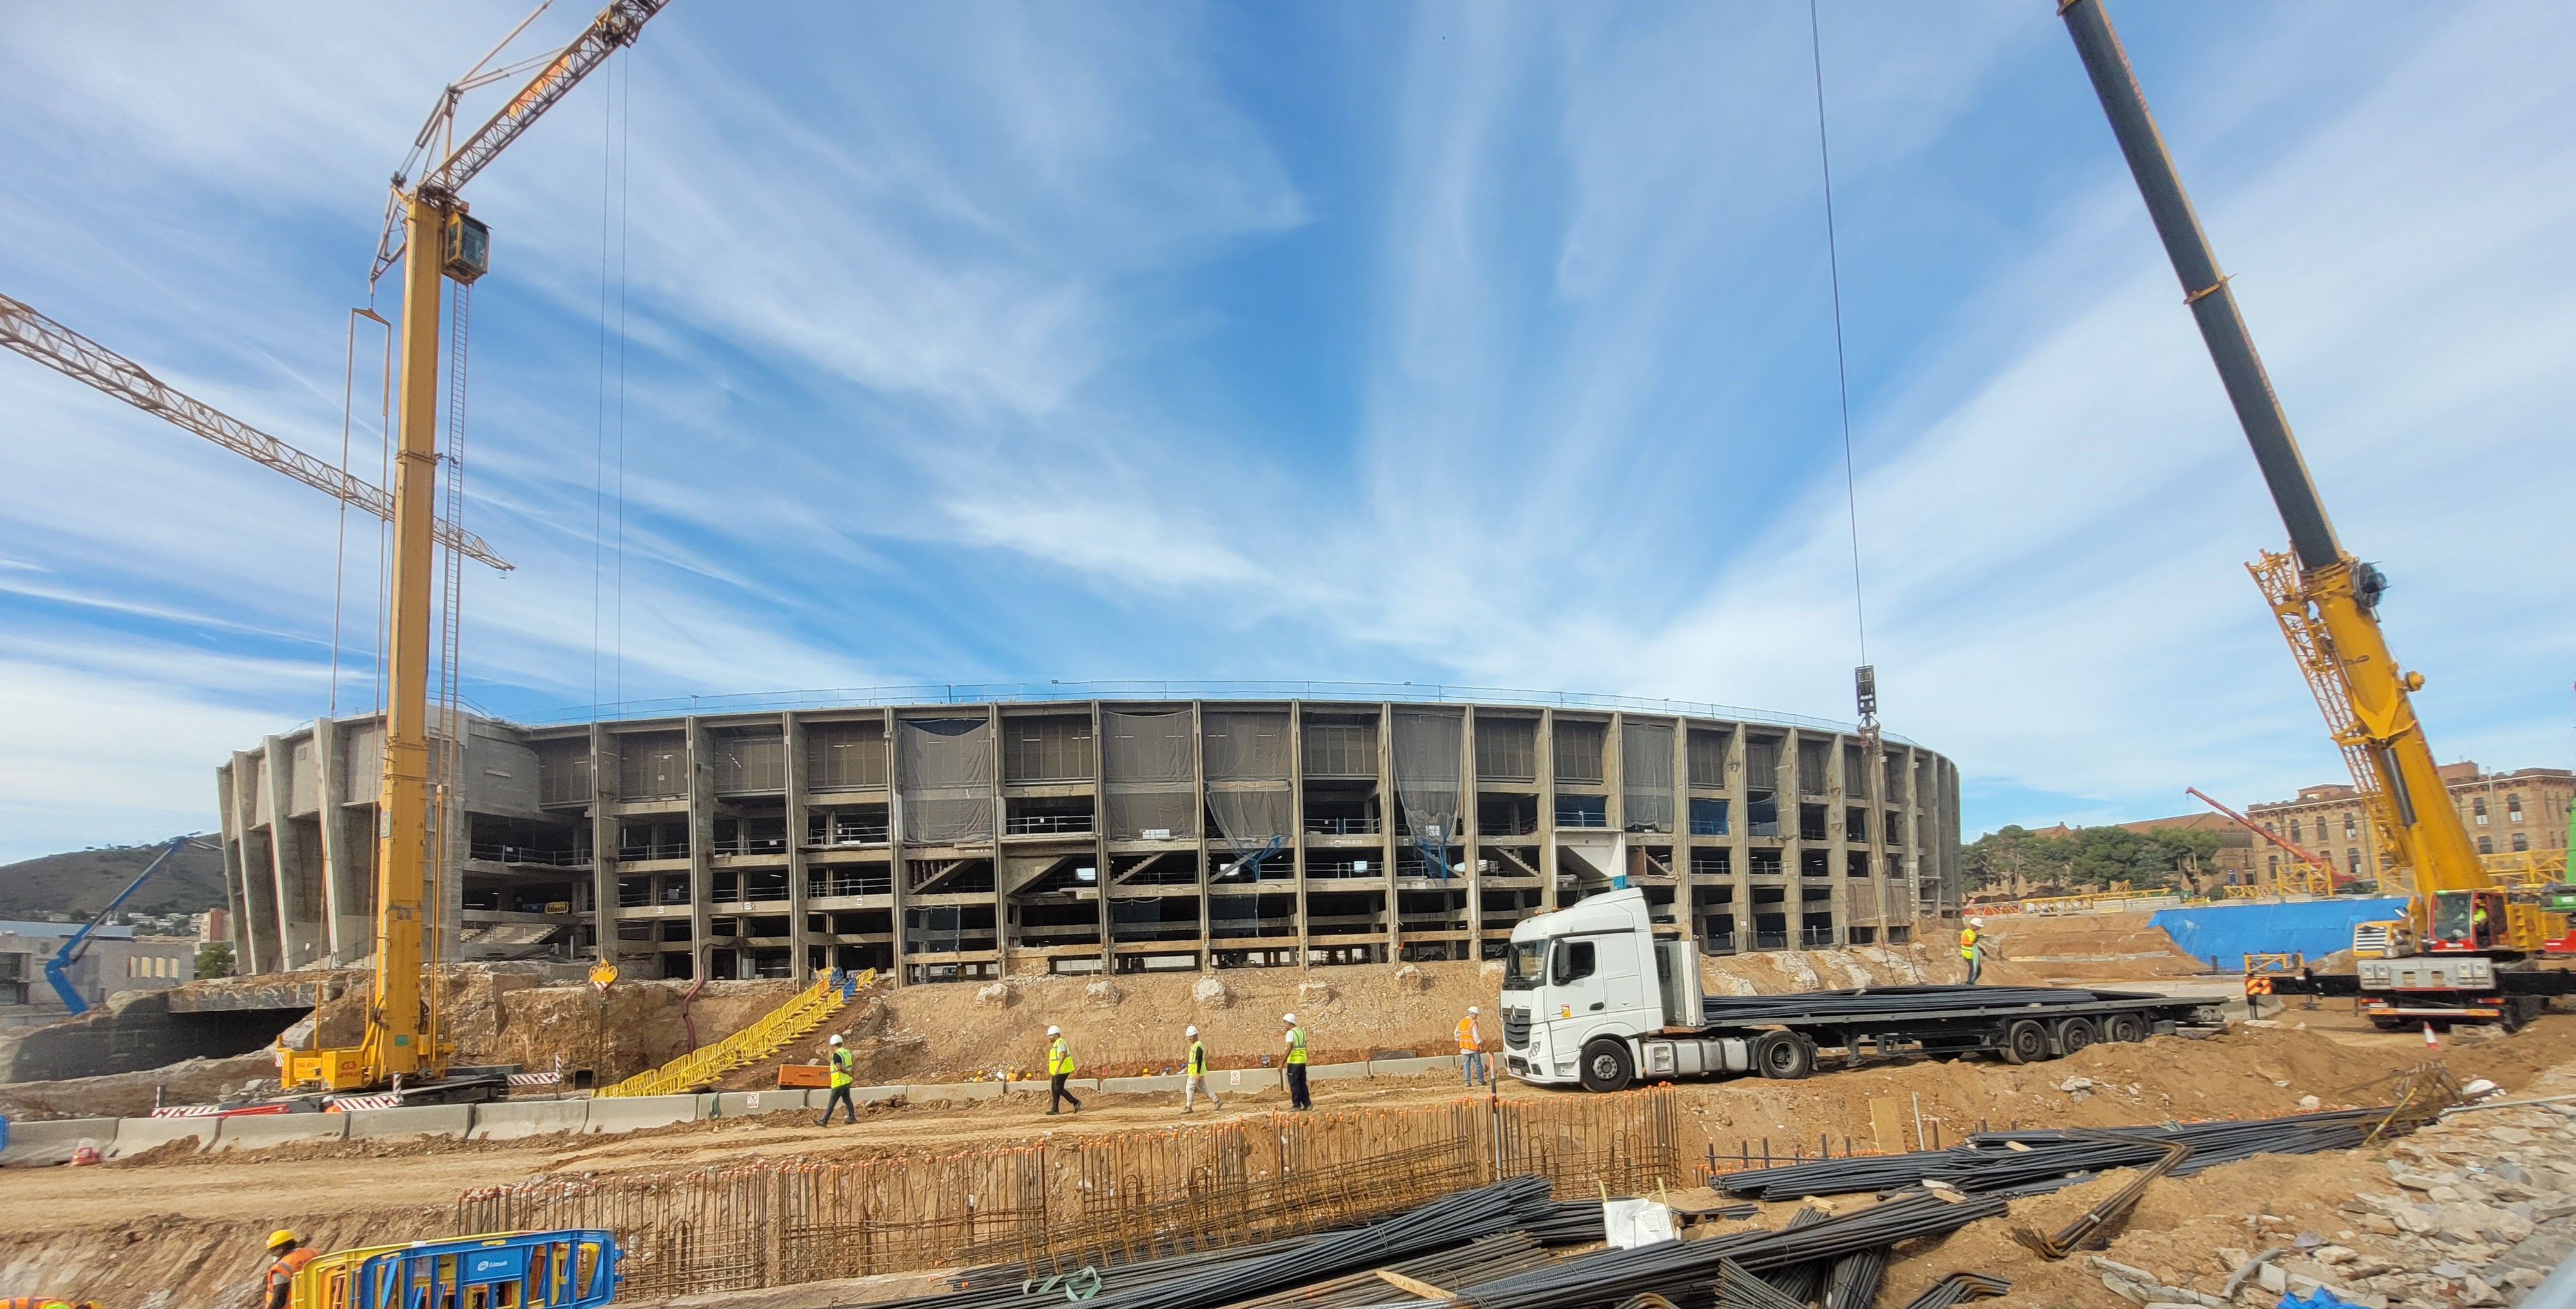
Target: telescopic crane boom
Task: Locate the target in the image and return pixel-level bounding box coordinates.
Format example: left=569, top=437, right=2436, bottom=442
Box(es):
left=281, top=0, right=667, bottom=1097
left=2058, top=1, right=2524, bottom=964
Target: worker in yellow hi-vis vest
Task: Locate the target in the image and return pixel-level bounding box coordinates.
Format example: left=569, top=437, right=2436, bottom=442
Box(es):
left=1960, top=918, right=1990, bottom=985
left=817, top=1034, right=857, bottom=1125
left=1282, top=1013, right=1312, bottom=1110
left=1046, top=1025, right=1082, bottom=1115
left=1457, top=1006, right=1488, bottom=1087
left=1181, top=1024, right=1222, bottom=1114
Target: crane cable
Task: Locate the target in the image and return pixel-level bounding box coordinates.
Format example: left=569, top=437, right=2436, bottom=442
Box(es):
left=1808, top=1, right=1875, bottom=722
left=592, top=55, right=632, bottom=717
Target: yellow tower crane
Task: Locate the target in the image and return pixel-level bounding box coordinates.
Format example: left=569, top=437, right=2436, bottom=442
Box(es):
left=276, top=0, right=669, bottom=1096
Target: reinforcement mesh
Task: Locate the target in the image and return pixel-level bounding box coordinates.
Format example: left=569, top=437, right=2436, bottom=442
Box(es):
left=1392, top=709, right=1463, bottom=855
left=1104, top=708, right=1198, bottom=840
left=1621, top=721, right=1674, bottom=833
left=897, top=717, right=993, bottom=844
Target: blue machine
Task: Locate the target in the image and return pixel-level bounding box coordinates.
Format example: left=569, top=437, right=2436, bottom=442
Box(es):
left=44, top=837, right=190, bottom=1015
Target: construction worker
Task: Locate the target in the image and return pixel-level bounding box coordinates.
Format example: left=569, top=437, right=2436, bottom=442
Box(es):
left=1960, top=918, right=1989, bottom=985
left=6, top=1299, right=104, bottom=1309
left=261, top=1230, right=318, bottom=1309
left=1181, top=1024, right=1223, bottom=1114
left=1282, top=1013, right=1312, bottom=1110
left=1046, top=1025, right=1082, bottom=1115
left=1457, top=1005, right=1488, bottom=1087
left=817, top=1033, right=857, bottom=1126
left=2471, top=900, right=2493, bottom=948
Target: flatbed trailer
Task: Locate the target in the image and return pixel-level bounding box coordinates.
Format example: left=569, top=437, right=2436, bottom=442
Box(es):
left=1499, top=891, right=2227, bottom=1091
left=1654, top=985, right=2228, bottom=1081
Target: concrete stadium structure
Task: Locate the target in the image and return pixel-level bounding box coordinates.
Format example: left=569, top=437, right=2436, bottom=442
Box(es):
left=215, top=684, right=1962, bottom=985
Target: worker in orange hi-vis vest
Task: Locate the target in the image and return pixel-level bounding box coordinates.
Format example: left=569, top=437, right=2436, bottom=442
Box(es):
left=1456, top=1006, right=1489, bottom=1087
left=260, top=1231, right=318, bottom=1309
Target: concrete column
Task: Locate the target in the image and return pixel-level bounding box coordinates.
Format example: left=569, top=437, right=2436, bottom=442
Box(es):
left=1379, top=703, right=1398, bottom=962
left=1462, top=708, right=1483, bottom=955
left=1289, top=701, right=1309, bottom=968
left=685, top=717, right=714, bottom=981
left=1605, top=712, right=1626, bottom=843
left=785, top=712, right=812, bottom=982
left=988, top=703, right=1008, bottom=977
left=888, top=709, right=909, bottom=988
left=262, top=735, right=319, bottom=970
left=216, top=761, right=258, bottom=974
left=1537, top=710, right=1560, bottom=912
left=1091, top=701, right=1110, bottom=976
left=233, top=748, right=281, bottom=975
left=313, top=717, right=353, bottom=960
left=588, top=723, right=621, bottom=968
left=1191, top=701, right=1211, bottom=957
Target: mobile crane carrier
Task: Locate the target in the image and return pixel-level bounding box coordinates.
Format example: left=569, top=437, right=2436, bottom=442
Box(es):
left=2060, top=0, right=2574, bottom=1027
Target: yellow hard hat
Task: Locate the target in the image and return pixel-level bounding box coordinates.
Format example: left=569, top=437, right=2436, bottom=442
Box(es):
left=268, top=1230, right=298, bottom=1250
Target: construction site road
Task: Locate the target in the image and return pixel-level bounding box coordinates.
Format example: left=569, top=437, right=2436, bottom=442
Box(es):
left=10, top=1004, right=2573, bottom=1245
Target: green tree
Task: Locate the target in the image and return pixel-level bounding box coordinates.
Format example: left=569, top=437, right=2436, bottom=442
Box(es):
left=194, top=941, right=233, bottom=980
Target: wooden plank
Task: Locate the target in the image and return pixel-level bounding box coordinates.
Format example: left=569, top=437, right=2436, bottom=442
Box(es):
left=1373, top=1270, right=1452, bottom=1301
left=1868, top=1097, right=1904, bottom=1155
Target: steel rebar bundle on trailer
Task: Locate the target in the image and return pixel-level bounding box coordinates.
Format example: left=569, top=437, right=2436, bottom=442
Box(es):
left=1697, top=985, right=2158, bottom=1025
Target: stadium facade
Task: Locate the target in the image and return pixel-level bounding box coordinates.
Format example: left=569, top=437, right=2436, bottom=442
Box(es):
left=215, top=684, right=1962, bottom=984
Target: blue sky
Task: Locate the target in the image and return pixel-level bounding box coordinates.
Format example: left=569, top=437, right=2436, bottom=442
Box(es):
left=1, top=2, right=2570, bottom=863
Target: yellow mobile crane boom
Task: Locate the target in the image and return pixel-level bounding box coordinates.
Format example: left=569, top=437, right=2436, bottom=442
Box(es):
left=2061, top=1, right=2569, bottom=1027
left=282, top=0, right=668, bottom=1095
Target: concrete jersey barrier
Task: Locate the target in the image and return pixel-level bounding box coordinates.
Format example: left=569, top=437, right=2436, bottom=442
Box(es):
left=18, top=1050, right=1469, bottom=1165
left=0, top=1116, right=117, bottom=1167
left=469, top=1100, right=591, bottom=1140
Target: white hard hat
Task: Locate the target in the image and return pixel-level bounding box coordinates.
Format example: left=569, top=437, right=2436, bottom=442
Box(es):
left=828, top=1034, right=843, bottom=1045
left=1467, top=1005, right=1479, bottom=1014
left=1186, top=1025, right=1199, bottom=1037
left=1046, top=1025, right=1062, bottom=1036
left=1282, top=1013, right=1297, bottom=1024
left=1970, top=917, right=1986, bottom=927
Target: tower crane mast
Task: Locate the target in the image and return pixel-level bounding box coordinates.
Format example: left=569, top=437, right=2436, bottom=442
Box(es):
left=282, top=0, right=668, bottom=1096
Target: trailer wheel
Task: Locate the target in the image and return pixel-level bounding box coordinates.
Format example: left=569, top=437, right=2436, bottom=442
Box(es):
left=1754, top=1032, right=1816, bottom=1080
left=1578, top=1039, right=1635, bottom=1093
left=2001, top=1019, right=2049, bottom=1065
left=2053, top=1016, right=2097, bottom=1057
left=2103, top=1013, right=2147, bottom=1044
left=2502, top=996, right=2540, bottom=1033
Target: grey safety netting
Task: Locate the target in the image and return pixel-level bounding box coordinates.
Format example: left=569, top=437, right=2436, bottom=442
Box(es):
left=1104, top=708, right=1198, bottom=840
left=1621, top=721, right=1675, bottom=833
left=1392, top=709, right=1463, bottom=876
left=1202, top=711, right=1291, bottom=869
left=897, top=717, right=994, bottom=844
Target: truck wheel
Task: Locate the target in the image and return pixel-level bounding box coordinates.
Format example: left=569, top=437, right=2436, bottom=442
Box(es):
left=2103, top=1013, right=2147, bottom=1044
left=2001, top=1020, right=2049, bottom=1065
left=1579, top=1040, right=1635, bottom=1093
left=1755, top=1032, right=1816, bottom=1080
left=2054, top=1016, right=2097, bottom=1057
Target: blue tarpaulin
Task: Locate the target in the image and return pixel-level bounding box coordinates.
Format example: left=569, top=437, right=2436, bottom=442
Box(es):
left=2148, top=897, right=2410, bottom=971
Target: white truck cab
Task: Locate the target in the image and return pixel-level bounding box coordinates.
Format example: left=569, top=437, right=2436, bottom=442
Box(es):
left=1501, top=887, right=1753, bottom=1090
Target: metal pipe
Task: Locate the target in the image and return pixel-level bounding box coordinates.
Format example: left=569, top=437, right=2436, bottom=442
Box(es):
left=2058, top=0, right=2343, bottom=573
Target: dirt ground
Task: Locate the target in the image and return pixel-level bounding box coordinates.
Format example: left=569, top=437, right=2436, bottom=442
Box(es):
left=1971, top=908, right=2212, bottom=985
left=8, top=920, right=2569, bottom=1308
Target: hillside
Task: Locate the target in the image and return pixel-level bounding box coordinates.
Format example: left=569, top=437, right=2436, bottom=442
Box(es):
left=0, top=839, right=227, bottom=920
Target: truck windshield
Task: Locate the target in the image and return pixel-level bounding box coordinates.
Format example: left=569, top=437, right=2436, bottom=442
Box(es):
left=1503, top=940, right=1545, bottom=991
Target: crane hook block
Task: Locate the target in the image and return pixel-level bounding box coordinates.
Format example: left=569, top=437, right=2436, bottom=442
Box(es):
left=445, top=213, right=491, bottom=284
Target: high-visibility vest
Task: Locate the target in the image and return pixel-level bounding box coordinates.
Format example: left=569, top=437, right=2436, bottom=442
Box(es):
left=1958, top=928, right=1978, bottom=960
left=1187, top=1040, right=1209, bottom=1075
left=1285, top=1027, right=1308, bottom=1065
left=1048, top=1038, right=1075, bottom=1076
left=268, top=1248, right=319, bottom=1300
left=1455, top=1017, right=1479, bottom=1052
left=830, top=1047, right=855, bottom=1088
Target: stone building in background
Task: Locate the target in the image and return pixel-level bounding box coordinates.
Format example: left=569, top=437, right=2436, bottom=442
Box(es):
left=2247, top=761, right=2574, bottom=886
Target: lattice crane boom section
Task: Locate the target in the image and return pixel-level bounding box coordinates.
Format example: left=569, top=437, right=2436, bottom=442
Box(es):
left=2248, top=551, right=2408, bottom=896
left=375, top=0, right=670, bottom=283
left=0, top=290, right=513, bottom=572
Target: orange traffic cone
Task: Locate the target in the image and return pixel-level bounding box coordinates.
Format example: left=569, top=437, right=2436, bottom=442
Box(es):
left=2423, top=1022, right=2439, bottom=1049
